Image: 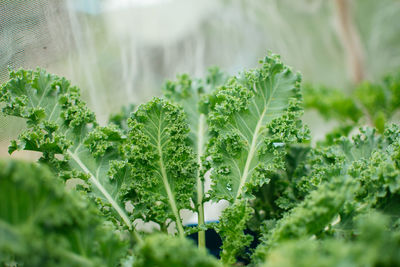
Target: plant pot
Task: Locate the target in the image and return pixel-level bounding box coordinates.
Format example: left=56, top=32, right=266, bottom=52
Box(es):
left=186, top=221, right=260, bottom=264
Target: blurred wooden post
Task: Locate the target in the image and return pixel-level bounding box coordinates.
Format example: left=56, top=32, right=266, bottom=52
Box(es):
left=334, top=0, right=365, bottom=84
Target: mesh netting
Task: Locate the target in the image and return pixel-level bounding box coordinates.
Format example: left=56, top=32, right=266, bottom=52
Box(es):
left=0, top=0, right=67, bottom=148
left=1, top=0, right=400, bottom=151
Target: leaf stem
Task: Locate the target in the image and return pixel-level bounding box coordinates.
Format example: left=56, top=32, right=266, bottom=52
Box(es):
left=235, top=108, right=266, bottom=202
left=156, top=126, right=185, bottom=238
left=197, top=114, right=206, bottom=248
left=67, top=149, right=143, bottom=243
left=157, top=147, right=185, bottom=238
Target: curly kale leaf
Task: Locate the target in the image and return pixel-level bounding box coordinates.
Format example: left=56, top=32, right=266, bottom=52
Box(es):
left=108, top=104, right=135, bottom=134
left=263, top=212, right=400, bottom=267
left=252, top=125, right=400, bottom=264
left=163, top=67, right=228, bottom=245
left=274, top=127, right=392, bottom=213
left=251, top=174, right=357, bottom=263
left=0, top=160, right=127, bottom=267
left=346, top=126, right=400, bottom=210
left=247, top=144, right=312, bottom=232
left=163, top=67, right=228, bottom=172
left=203, top=54, right=308, bottom=263
left=123, top=98, right=197, bottom=237
left=206, top=54, right=307, bottom=203
left=0, top=69, right=136, bottom=233
left=215, top=200, right=254, bottom=265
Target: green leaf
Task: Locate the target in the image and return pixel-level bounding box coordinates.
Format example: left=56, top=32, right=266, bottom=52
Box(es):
left=0, top=69, right=136, bottom=234
left=163, top=67, right=228, bottom=245
left=108, top=104, right=135, bottom=134
left=206, top=54, right=306, bottom=203
left=0, top=160, right=127, bottom=267
left=252, top=175, right=357, bottom=263
left=253, top=125, right=400, bottom=264
left=248, top=144, right=312, bottom=232
left=216, top=201, right=254, bottom=265
left=303, top=69, right=400, bottom=134
left=123, top=98, right=197, bottom=237
left=303, top=83, right=362, bottom=123
left=204, top=54, right=307, bottom=263
left=132, top=233, right=221, bottom=267
left=163, top=68, right=228, bottom=159
left=263, top=213, right=400, bottom=267
left=345, top=126, right=400, bottom=208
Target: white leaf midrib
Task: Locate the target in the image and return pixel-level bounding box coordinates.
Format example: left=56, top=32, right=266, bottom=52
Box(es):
left=17, top=75, right=135, bottom=231
left=67, top=149, right=132, bottom=229
left=155, top=112, right=185, bottom=237
left=235, top=107, right=267, bottom=201
left=234, top=76, right=282, bottom=202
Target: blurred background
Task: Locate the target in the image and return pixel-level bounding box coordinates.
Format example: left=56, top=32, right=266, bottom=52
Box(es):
left=1, top=0, right=400, bottom=157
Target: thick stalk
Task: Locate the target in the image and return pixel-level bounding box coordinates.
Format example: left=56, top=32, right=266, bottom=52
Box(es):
left=197, top=114, right=206, bottom=248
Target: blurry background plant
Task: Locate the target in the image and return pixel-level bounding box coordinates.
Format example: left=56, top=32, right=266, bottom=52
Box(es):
left=1, top=0, right=400, bottom=152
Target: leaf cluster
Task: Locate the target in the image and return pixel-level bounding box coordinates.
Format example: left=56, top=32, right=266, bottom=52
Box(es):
left=1, top=54, right=400, bottom=266
left=304, top=69, right=400, bottom=137
left=0, top=160, right=127, bottom=267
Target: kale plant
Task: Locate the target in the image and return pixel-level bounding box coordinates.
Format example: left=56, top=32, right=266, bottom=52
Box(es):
left=1, top=53, right=399, bottom=266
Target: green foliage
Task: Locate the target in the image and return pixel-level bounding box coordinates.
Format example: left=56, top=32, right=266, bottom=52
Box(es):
left=252, top=125, right=400, bottom=264
left=108, top=104, right=135, bottom=134
left=163, top=67, right=228, bottom=169
left=252, top=175, right=356, bottom=262
left=304, top=69, right=400, bottom=136
left=132, top=234, right=221, bottom=267
left=304, top=84, right=362, bottom=123
left=263, top=213, right=400, bottom=267
left=216, top=201, right=254, bottom=265
left=122, top=98, right=197, bottom=236
left=0, top=68, right=135, bottom=233
left=1, top=55, right=400, bottom=266
left=163, top=67, right=228, bottom=246
left=0, top=160, right=127, bottom=267
left=203, top=54, right=309, bottom=263
left=206, top=55, right=307, bottom=203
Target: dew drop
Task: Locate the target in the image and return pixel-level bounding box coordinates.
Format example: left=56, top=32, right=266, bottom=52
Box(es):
left=273, top=142, right=285, bottom=147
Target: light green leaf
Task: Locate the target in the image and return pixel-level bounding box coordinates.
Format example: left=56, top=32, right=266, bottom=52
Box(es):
left=0, top=69, right=136, bottom=235
left=203, top=54, right=307, bottom=263
left=163, top=67, right=228, bottom=245
left=206, top=54, right=306, bottom=204
left=124, top=98, right=197, bottom=237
